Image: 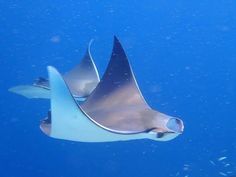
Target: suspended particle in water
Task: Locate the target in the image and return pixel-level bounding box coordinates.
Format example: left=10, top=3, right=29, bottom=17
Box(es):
left=218, top=156, right=227, bottom=161
left=50, top=35, right=61, bottom=43
left=209, top=160, right=216, bottom=165
left=219, top=172, right=227, bottom=176
left=224, top=163, right=230, bottom=167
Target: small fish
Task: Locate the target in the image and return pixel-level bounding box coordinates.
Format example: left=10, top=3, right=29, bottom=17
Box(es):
left=219, top=172, right=227, bottom=176
left=218, top=156, right=227, bottom=161
left=224, top=163, right=230, bottom=167
left=210, top=160, right=216, bottom=165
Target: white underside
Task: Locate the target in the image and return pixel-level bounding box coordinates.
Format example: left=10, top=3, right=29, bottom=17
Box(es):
left=9, top=85, right=86, bottom=102
left=9, top=85, right=50, bottom=99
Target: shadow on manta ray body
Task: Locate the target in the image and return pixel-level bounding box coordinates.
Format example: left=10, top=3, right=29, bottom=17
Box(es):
left=10, top=36, right=184, bottom=143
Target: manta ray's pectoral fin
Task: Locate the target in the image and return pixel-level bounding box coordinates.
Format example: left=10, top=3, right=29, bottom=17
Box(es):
left=8, top=85, right=50, bottom=99
left=80, top=36, right=184, bottom=141
left=41, top=66, right=148, bottom=142
left=63, top=40, right=100, bottom=97
left=9, top=40, right=100, bottom=100
left=81, top=36, right=152, bottom=132
left=8, top=77, right=50, bottom=99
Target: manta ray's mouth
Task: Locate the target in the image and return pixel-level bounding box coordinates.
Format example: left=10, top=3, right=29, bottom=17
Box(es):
left=40, top=119, right=51, bottom=136
left=39, top=111, right=52, bottom=136
left=166, top=118, right=184, bottom=134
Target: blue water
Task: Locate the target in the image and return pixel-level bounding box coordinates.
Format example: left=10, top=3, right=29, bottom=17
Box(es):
left=1, top=1, right=236, bottom=177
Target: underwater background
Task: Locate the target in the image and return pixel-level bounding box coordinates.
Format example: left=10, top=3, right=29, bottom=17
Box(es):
left=1, top=0, right=236, bottom=177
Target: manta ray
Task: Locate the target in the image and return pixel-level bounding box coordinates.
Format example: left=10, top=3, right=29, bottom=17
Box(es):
left=9, top=36, right=184, bottom=142
left=9, top=40, right=100, bottom=102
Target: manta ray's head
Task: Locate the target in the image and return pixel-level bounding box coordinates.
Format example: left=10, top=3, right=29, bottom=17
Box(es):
left=148, top=112, right=184, bottom=141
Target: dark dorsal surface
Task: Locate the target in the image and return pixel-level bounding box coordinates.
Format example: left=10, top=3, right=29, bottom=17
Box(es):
left=81, top=37, right=157, bottom=133
left=63, top=41, right=100, bottom=97
left=31, top=41, right=100, bottom=98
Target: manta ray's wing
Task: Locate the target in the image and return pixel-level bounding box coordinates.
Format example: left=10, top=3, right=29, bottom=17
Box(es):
left=40, top=66, right=149, bottom=142
left=9, top=41, right=100, bottom=100
left=8, top=77, right=50, bottom=99
left=81, top=37, right=157, bottom=133
left=63, top=40, right=100, bottom=97
left=8, top=85, right=50, bottom=99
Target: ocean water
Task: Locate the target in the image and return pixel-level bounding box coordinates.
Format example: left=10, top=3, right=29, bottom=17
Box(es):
left=1, top=1, right=236, bottom=177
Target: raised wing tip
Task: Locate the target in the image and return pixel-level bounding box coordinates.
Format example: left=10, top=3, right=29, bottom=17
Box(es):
left=113, top=35, right=119, bottom=42
left=87, top=39, right=94, bottom=56
left=113, top=36, right=121, bottom=48
left=47, top=66, right=57, bottom=73
left=111, top=36, right=127, bottom=59
left=47, top=66, right=63, bottom=82
left=88, top=39, right=94, bottom=49
left=47, top=66, right=60, bottom=81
